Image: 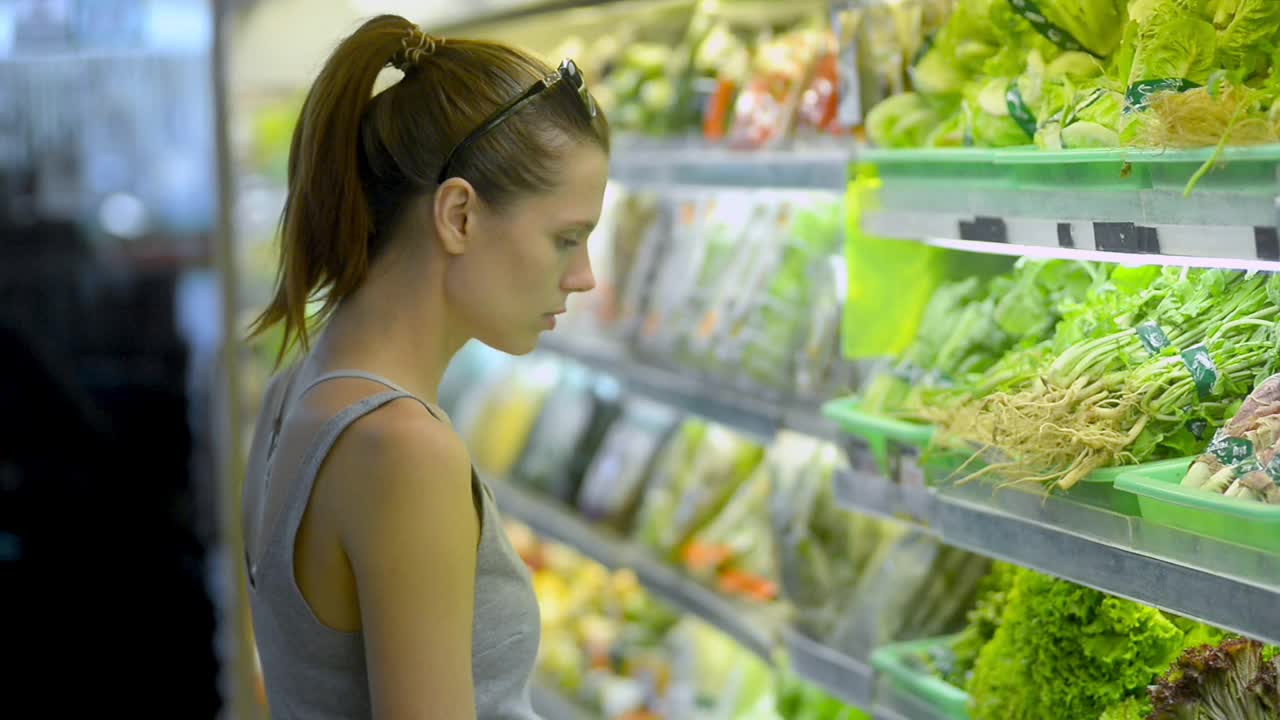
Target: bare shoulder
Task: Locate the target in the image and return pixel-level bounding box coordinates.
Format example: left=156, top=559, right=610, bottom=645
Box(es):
left=319, top=398, right=476, bottom=552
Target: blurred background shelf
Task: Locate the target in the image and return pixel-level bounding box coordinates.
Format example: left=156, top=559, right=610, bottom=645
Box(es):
left=488, top=477, right=780, bottom=663
left=610, top=143, right=852, bottom=192
left=530, top=676, right=597, bottom=720
left=488, top=477, right=629, bottom=571
left=783, top=625, right=874, bottom=709
left=537, top=334, right=843, bottom=445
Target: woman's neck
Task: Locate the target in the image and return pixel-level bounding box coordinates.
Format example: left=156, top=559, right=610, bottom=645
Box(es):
left=309, top=254, right=465, bottom=405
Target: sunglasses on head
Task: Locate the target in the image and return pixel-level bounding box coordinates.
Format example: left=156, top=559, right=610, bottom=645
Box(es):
left=436, top=58, right=596, bottom=185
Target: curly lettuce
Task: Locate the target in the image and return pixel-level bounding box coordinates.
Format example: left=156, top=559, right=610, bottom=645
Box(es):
left=969, top=569, right=1185, bottom=720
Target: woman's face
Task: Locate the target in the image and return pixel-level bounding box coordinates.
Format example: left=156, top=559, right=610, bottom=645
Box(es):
left=444, top=142, right=609, bottom=355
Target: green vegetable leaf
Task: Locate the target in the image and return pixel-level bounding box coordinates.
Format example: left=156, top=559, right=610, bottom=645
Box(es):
left=970, top=570, right=1185, bottom=720
left=1128, top=8, right=1219, bottom=86
left=1031, top=0, right=1128, bottom=58
left=1211, top=0, right=1280, bottom=76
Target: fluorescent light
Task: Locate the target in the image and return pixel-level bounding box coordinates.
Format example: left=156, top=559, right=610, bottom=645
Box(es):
left=924, top=237, right=1280, bottom=273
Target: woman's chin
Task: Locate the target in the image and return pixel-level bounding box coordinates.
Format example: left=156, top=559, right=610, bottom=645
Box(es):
left=482, top=332, right=541, bottom=357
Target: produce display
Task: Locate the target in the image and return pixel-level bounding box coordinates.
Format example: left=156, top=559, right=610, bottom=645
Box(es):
left=850, top=260, right=1280, bottom=493
left=865, top=0, right=1280, bottom=159
left=581, top=1, right=844, bottom=145
left=508, top=522, right=870, bottom=719
left=1147, top=638, right=1280, bottom=719
left=1181, top=373, right=1280, bottom=503
left=897, top=564, right=1277, bottom=720
left=600, top=188, right=848, bottom=397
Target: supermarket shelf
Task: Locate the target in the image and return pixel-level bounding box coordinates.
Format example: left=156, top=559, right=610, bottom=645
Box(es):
left=537, top=334, right=845, bottom=444
left=824, top=461, right=1280, bottom=644
left=426, top=0, right=625, bottom=31
left=864, top=230, right=1280, bottom=273
left=610, top=144, right=852, bottom=192
left=934, top=482, right=1280, bottom=647
left=488, top=478, right=629, bottom=571
left=860, top=145, right=1280, bottom=270
left=784, top=626, right=874, bottom=709
left=488, top=477, right=780, bottom=662
left=531, top=677, right=596, bottom=720
left=833, top=468, right=936, bottom=528
left=628, top=552, right=777, bottom=662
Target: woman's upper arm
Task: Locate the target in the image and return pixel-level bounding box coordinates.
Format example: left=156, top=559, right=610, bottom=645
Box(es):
left=334, top=406, right=479, bottom=720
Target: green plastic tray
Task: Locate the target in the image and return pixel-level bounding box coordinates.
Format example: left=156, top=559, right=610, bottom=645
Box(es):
left=861, top=143, right=1280, bottom=195
left=870, top=636, right=970, bottom=720
left=822, top=397, right=936, bottom=478
left=822, top=397, right=935, bottom=448
left=1116, top=458, right=1280, bottom=554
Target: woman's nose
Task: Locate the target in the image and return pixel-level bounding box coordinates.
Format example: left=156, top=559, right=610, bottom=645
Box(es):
left=563, top=247, right=596, bottom=293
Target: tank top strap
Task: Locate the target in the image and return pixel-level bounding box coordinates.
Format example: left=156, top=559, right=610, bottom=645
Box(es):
left=295, top=369, right=453, bottom=426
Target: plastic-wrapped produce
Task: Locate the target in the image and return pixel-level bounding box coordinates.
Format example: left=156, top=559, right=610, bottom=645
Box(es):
left=576, top=397, right=680, bottom=533
left=461, top=357, right=560, bottom=477
left=633, top=421, right=765, bottom=559
left=682, top=443, right=781, bottom=603
left=770, top=438, right=886, bottom=634
left=512, top=365, right=621, bottom=504
left=831, top=530, right=988, bottom=660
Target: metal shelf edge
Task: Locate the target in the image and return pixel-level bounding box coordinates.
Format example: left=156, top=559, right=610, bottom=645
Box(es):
left=537, top=335, right=837, bottom=444
left=609, top=147, right=852, bottom=191
left=934, top=493, right=1280, bottom=646
left=783, top=625, right=874, bottom=709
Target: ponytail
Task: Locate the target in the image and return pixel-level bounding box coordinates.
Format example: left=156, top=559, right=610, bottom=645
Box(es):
left=248, top=15, right=415, bottom=363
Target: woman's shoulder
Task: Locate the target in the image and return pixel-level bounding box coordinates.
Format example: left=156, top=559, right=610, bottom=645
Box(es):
left=320, top=395, right=475, bottom=534
left=332, top=396, right=469, bottom=477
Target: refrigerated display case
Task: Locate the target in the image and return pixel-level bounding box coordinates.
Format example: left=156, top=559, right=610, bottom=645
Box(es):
left=216, top=1, right=1280, bottom=718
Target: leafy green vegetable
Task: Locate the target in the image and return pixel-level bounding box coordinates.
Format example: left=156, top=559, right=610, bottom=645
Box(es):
left=1048, top=51, right=1107, bottom=80
left=1148, top=638, right=1280, bottom=719
left=1033, top=0, right=1128, bottom=58
left=866, top=92, right=942, bottom=148
left=945, top=562, right=1018, bottom=689
left=1098, top=697, right=1152, bottom=720
left=969, top=569, right=1185, bottom=720
left=1210, top=0, right=1280, bottom=77
left=1128, top=7, right=1219, bottom=86
left=1063, top=120, right=1121, bottom=147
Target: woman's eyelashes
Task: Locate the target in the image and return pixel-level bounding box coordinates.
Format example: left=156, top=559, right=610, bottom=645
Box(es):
left=556, top=235, right=581, bottom=250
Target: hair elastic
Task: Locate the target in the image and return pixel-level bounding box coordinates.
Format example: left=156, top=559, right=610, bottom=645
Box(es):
left=396, top=27, right=442, bottom=71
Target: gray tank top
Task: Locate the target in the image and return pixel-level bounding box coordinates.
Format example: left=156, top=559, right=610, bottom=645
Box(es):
left=244, top=368, right=542, bottom=720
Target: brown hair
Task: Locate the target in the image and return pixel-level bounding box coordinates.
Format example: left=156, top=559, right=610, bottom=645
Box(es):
left=249, top=14, right=610, bottom=361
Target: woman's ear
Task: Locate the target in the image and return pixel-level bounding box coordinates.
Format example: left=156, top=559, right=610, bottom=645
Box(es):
left=433, top=178, right=478, bottom=256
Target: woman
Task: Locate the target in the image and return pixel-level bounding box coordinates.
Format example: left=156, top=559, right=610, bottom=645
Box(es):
left=240, top=15, right=609, bottom=719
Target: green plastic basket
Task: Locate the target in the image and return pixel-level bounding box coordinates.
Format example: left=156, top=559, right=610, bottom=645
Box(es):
left=822, top=397, right=935, bottom=448
left=870, top=636, right=970, bottom=720
left=822, top=397, right=936, bottom=477
left=862, top=143, right=1280, bottom=226
left=1116, top=457, right=1280, bottom=554
left=863, top=144, right=1280, bottom=190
